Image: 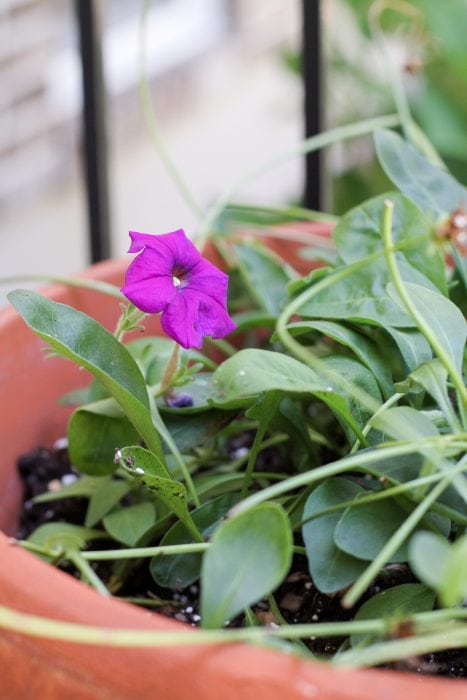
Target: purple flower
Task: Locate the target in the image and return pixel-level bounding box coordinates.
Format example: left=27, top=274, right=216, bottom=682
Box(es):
left=121, top=228, right=236, bottom=349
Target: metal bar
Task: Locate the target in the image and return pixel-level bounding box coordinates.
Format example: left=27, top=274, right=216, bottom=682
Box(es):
left=75, top=0, right=111, bottom=262
left=302, top=0, right=322, bottom=210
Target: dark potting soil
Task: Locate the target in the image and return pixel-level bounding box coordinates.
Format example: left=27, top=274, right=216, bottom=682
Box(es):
left=14, top=442, right=467, bottom=680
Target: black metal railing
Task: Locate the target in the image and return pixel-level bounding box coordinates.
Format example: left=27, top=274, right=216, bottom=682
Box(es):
left=76, top=0, right=321, bottom=263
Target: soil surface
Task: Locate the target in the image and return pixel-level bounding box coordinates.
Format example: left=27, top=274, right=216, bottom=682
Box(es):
left=15, top=442, right=467, bottom=679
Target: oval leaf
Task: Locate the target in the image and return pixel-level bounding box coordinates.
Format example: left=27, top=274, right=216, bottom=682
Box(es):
left=302, top=479, right=368, bottom=593
left=351, top=583, right=435, bottom=647
left=150, top=493, right=238, bottom=590
left=200, top=503, right=292, bottom=628
left=119, top=446, right=201, bottom=541
left=374, top=129, right=467, bottom=217
left=103, top=502, right=156, bottom=546
left=387, top=281, right=467, bottom=374
left=7, top=290, right=163, bottom=459
left=408, top=531, right=451, bottom=590
left=283, top=320, right=393, bottom=399
left=210, top=349, right=325, bottom=407
left=68, top=398, right=140, bottom=475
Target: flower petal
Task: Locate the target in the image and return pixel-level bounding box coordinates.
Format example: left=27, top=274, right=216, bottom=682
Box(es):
left=161, top=289, right=236, bottom=349
left=128, top=229, right=201, bottom=274
left=196, top=292, right=237, bottom=339
left=186, top=258, right=230, bottom=306
left=121, top=247, right=176, bottom=313
left=161, top=291, right=203, bottom=349
left=128, top=229, right=183, bottom=253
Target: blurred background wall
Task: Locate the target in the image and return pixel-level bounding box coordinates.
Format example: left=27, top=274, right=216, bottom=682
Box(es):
left=1, top=0, right=466, bottom=303
left=0, top=0, right=302, bottom=302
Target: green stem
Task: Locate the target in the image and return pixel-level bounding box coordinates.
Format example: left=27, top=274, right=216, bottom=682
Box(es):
left=114, top=303, right=147, bottom=342
left=334, top=625, right=467, bottom=668
left=196, top=113, right=400, bottom=249
left=0, top=274, right=123, bottom=299
left=341, top=472, right=457, bottom=608
left=66, top=551, right=110, bottom=597
left=299, top=458, right=467, bottom=528
left=367, top=0, right=445, bottom=167
left=224, top=202, right=339, bottom=226
left=160, top=343, right=180, bottom=390
left=149, top=397, right=201, bottom=508
left=0, top=603, right=465, bottom=650
left=382, top=198, right=467, bottom=414
left=350, top=392, right=404, bottom=453
left=229, top=436, right=467, bottom=516
left=240, top=393, right=281, bottom=500
left=276, top=251, right=386, bottom=417
left=82, top=542, right=208, bottom=562
left=139, top=0, right=203, bottom=218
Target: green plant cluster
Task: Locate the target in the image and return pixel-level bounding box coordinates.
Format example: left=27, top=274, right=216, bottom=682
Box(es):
left=8, top=129, right=467, bottom=668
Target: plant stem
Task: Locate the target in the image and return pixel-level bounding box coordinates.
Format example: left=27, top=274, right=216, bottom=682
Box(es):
left=229, top=436, right=467, bottom=516
left=0, top=603, right=465, bottom=651
left=67, top=550, right=110, bottom=597
left=196, top=113, right=400, bottom=249
left=341, top=471, right=458, bottom=608
left=159, top=343, right=180, bottom=390
left=82, top=542, right=208, bottom=562
left=139, top=0, right=203, bottom=219
left=382, top=199, right=467, bottom=417
left=240, top=392, right=281, bottom=500
left=149, top=397, right=201, bottom=508
left=334, top=625, right=467, bottom=668
left=299, top=457, right=467, bottom=528
left=368, top=0, right=445, bottom=167
left=0, top=274, right=123, bottom=298
left=349, top=392, right=404, bottom=453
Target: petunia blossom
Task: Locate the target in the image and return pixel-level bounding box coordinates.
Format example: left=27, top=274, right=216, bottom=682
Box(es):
left=121, top=228, right=236, bottom=349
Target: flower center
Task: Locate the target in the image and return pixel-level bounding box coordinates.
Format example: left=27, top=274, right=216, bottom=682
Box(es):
left=172, top=265, right=187, bottom=289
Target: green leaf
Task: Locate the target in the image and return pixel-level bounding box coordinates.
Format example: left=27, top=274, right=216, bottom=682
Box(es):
left=126, top=336, right=176, bottom=385
left=85, top=477, right=132, bottom=527
left=158, top=373, right=214, bottom=413
left=127, top=336, right=216, bottom=384
left=209, top=349, right=325, bottom=408
left=317, top=356, right=382, bottom=442
left=408, top=531, right=451, bottom=590
left=103, top=502, right=156, bottom=546
left=200, top=503, right=292, bottom=628
left=7, top=290, right=163, bottom=459
left=374, top=129, right=467, bottom=217
left=68, top=398, right=140, bottom=475
left=163, top=410, right=235, bottom=453
left=32, top=475, right=102, bottom=503
left=387, top=281, right=467, bottom=375
left=118, top=446, right=201, bottom=541
left=335, top=495, right=449, bottom=563
left=28, top=522, right=105, bottom=553
left=371, top=406, right=439, bottom=442
left=351, top=583, right=436, bottom=648
left=439, top=534, right=467, bottom=606
left=283, top=320, right=394, bottom=399
left=210, top=350, right=376, bottom=443
left=231, top=310, right=276, bottom=332
left=296, top=258, right=427, bottom=328
left=333, top=192, right=446, bottom=293
left=385, top=326, right=432, bottom=372
left=234, top=241, right=296, bottom=315
left=302, top=479, right=368, bottom=593
left=150, top=493, right=238, bottom=590
left=407, top=360, right=459, bottom=427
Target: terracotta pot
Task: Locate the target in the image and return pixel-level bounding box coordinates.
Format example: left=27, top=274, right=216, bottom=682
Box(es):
left=0, top=228, right=463, bottom=699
